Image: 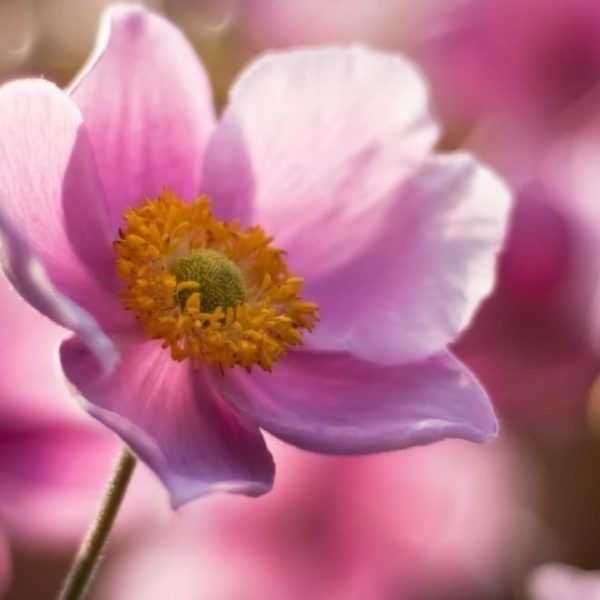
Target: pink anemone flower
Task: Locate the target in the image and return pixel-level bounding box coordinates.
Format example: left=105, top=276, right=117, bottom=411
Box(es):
left=0, top=5, right=510, bottom=507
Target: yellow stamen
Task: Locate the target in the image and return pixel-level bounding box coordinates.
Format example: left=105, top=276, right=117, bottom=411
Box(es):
left=113, top=189, right=319, bottom=371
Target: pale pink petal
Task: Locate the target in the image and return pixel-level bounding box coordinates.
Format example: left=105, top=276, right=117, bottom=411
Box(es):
left=305, top=154, right=512, bottom=363
left=0, top=79, right=122, bottom=368
left=0, top=79, right=124, bottom=307
left=69, top=5, right=216, bottom=231
left=217, top=350, right=497, bottom=454
left=60, top=335, right=274, bottom=508
left=0, top=226, right=116, bottom=373
left=202, top=45, right=438, bottom=224
left=203, top=48, right=509, bottom=363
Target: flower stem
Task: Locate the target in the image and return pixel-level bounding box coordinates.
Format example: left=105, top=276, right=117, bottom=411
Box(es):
left=57, top=447, right=136, bottom=600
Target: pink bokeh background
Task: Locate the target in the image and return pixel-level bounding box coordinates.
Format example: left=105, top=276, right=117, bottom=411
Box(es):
left=2, top=1, right=600, bottom=599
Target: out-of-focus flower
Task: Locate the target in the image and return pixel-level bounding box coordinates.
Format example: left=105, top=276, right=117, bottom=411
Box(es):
left=454, top=185, right=600, bottom=428
left=0, top=5, right=510, bottom=508
left=540, top=116, right=600, bottom=349
left=404, top=0, right=600, bottom=428
left=94, top=437, right=540, bottom=600
left=0, top=529, right=10, bottom=598
left=416, top=0, right=600, bottom=178
left=0, top=398, right=119, bottom=544
left=527, top=563, right=600, bottom=600
left=234, top=0, right=450, bottom=50
left=420, top=0, right=600, bottom=149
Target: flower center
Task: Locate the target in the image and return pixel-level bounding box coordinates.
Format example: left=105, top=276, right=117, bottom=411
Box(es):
left=113, top=189, right=318, bottom=371
left=173, top=249, right=246, bottom=312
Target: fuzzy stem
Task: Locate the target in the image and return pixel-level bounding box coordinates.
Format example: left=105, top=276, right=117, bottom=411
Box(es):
left=57, top=447, right=136, bottom=600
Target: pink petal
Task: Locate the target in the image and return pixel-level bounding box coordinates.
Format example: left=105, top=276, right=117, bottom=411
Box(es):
left=203, top=48, right=509, bottom=362
left=217, top=350, right=497, bottom=455
left=60, top=335, right=274, bottom=508
left=0, top=79, right=124, bottom=368
left=202, top=45, right=438, bottom=224
left=0, top=79, right=114, bottom=288
left=0, top=230, right=116, bottom=374
left=305, top=154, right=512, bottom=363
left=0, top=79, right=114, bottom=289
left=69, top=5, right=217, bottom=231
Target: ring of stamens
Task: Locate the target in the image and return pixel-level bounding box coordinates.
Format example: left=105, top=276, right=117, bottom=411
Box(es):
left=113, top=189, right=319, bottom=371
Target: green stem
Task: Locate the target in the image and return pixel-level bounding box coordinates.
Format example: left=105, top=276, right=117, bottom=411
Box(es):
left=57, top=447, right=137, bottom=600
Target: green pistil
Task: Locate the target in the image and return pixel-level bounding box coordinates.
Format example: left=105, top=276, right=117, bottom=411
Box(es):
left=173, top=249, right=246, bottom=312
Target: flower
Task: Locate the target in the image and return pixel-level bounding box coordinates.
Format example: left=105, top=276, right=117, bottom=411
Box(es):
left=95, top=437, right=539, bottom=600
left=418, top=0, right=600, bottom=174
left=542, top=116, right=600, bottom=352
left=233, top=0, right=441, bottom=49
left=0, top=5, right=510, bottom=507
left=526, top=563, right=600, bottom=600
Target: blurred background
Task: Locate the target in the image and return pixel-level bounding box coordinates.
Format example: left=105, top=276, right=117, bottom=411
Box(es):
left=1, top=0, right=600, bottom=598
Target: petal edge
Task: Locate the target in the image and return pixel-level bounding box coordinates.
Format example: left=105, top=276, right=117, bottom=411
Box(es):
left=60, top=335, right=274, bottom=508
left=217, top=350, right=498, bottom=456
